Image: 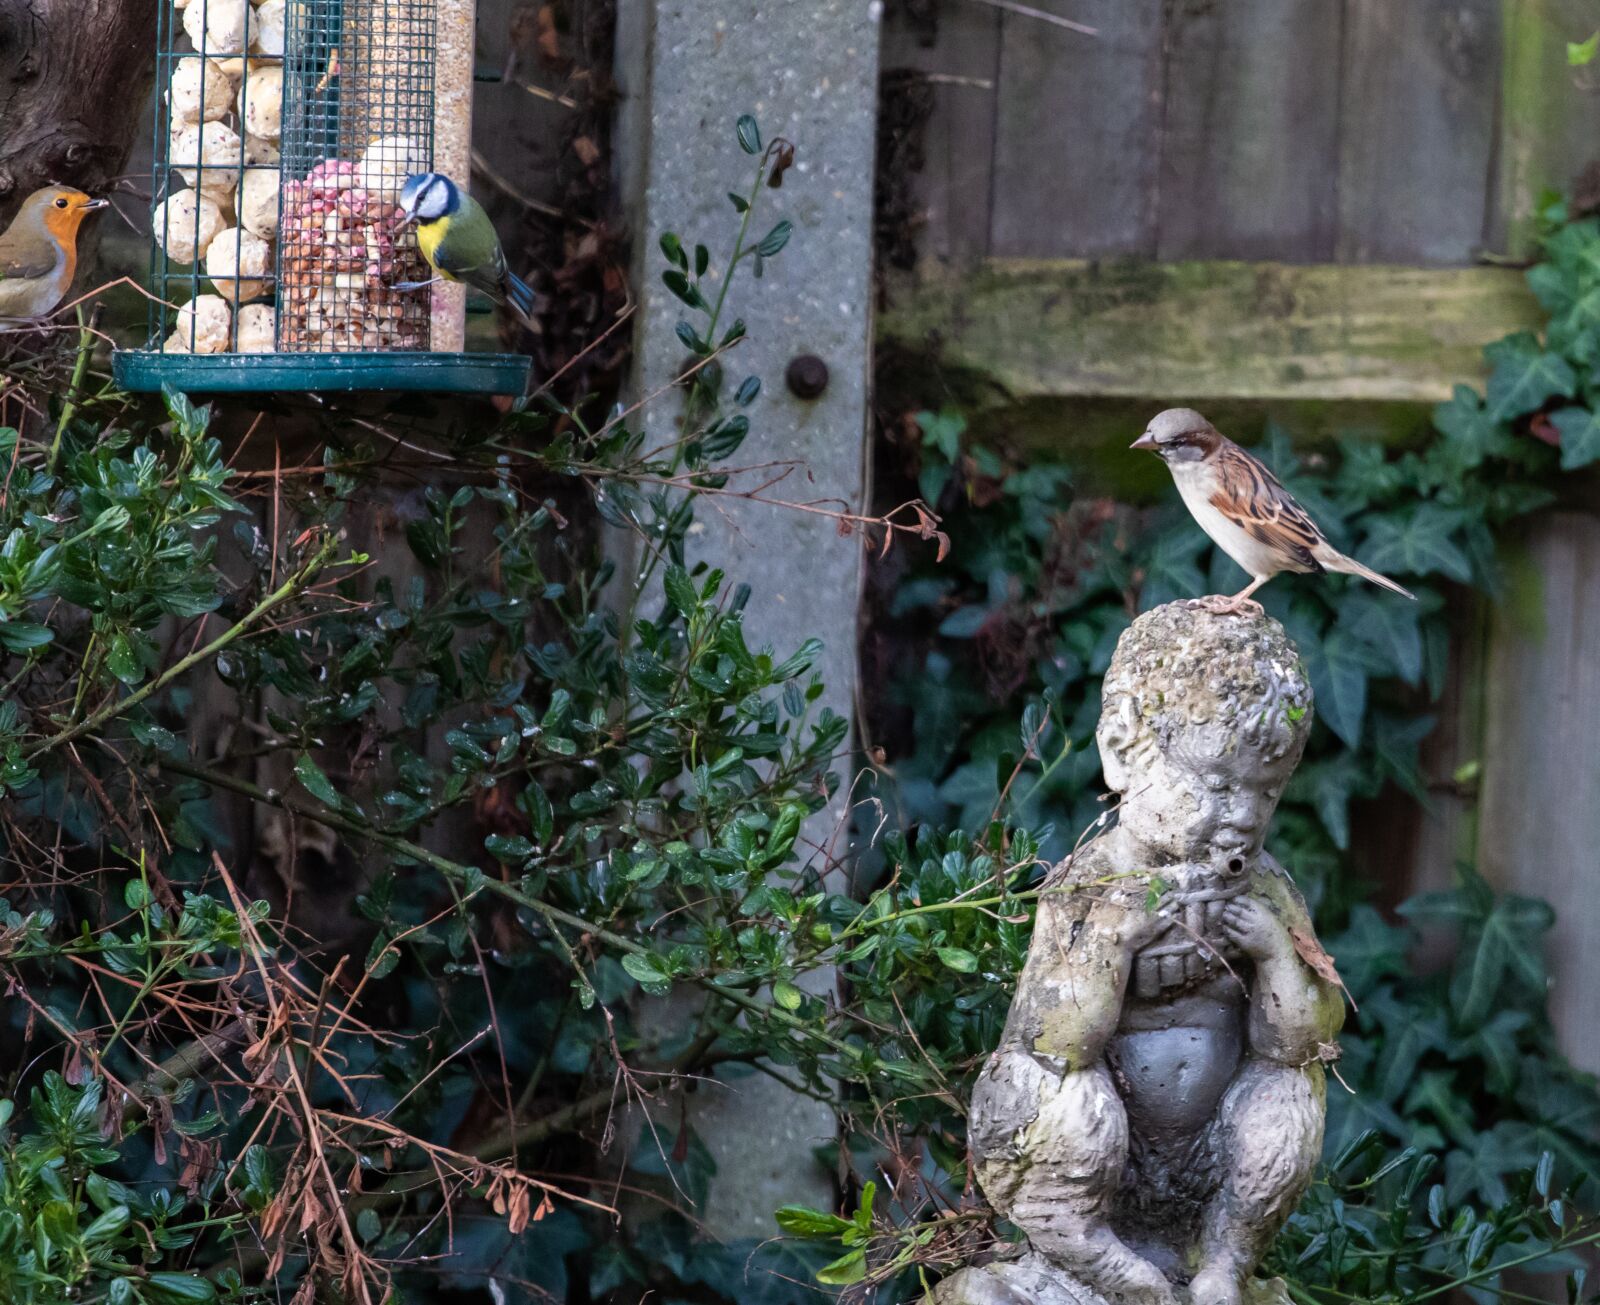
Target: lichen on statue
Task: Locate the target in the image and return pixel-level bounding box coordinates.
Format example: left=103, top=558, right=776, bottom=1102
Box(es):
left=934, top=603, right=1346, bottom=1305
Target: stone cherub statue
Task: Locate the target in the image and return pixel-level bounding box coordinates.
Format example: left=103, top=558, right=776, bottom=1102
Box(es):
left=935, top=604, right=1345, bottom=1305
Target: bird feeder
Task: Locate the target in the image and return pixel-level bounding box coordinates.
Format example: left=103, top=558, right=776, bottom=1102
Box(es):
left=113, top=0, right=530, bottom=395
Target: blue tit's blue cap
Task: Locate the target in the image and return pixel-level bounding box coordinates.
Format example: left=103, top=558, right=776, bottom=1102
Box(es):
left=399, top=173, right=459, bottom=221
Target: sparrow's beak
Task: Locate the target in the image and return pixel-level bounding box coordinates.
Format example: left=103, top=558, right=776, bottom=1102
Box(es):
left=1130, top=431, right=1158, bottom=452
left=82, top=198, right=110, bottom=211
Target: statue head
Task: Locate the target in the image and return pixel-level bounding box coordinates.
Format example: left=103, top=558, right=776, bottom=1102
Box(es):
left=1096, top=604, right=1312, bottom=870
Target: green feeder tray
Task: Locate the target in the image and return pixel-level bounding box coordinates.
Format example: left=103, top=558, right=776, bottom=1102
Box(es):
left=112, top=350, right=532, bottom=396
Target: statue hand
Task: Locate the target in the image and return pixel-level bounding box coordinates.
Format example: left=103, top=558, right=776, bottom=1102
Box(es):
left=1219, top=897, right=1291, bottom=961
left=1122, top=901, right=1175, bottom=952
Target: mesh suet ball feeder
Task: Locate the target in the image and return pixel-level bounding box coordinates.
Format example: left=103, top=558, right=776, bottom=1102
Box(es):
left=113, top=0, right=531, bottom=395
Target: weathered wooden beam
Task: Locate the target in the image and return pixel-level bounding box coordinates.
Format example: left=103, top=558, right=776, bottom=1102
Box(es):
left=881, top=258, right=1544, bottom=407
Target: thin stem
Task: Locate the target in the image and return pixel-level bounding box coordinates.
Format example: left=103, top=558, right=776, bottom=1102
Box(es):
left=47, top=305, right=95, bottom=474
left=25, top=538, right=337, bottom=761
left=157, top=754, right=879, bottom=1076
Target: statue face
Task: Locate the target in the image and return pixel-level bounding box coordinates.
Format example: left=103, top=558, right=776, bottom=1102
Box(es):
left=1102, top=721, right=1296, bottom=868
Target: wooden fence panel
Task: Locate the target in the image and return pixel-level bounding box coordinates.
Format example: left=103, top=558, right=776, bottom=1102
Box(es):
left=1337, top=0, right=1501, bottom=264
left=988, top=0, right=1164, bottom=257
left=880, top=4, right=1000, bottom=260
left=882, top=0, right=1600, bottom=266
left=1156, top=0, right=1341, bottom=263
left=1479, top=513, right=1600, bottom=1074
left=1492, top=0, right=1600, bottom=257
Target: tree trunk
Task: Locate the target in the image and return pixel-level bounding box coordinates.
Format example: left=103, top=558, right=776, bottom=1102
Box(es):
left=0, top=0, right=159, bottom=234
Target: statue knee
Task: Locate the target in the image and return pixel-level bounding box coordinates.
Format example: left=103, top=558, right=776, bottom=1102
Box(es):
left=969, top=1053, right=1128, bottom=1219
left=1216, top=1059, right=1325, bottom=1213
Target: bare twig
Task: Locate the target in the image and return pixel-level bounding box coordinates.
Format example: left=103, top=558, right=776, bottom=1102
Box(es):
left=959, top=0, right=1097, bottom=36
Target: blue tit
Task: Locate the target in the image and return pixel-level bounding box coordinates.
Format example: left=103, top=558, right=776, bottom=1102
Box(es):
left=396, top=172, right=537, bottom=330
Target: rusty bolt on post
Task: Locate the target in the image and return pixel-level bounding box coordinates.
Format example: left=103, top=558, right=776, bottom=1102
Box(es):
left=785, top=354, right=829, bottom=400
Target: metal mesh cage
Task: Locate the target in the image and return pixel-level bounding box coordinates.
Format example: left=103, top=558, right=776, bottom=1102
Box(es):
left=278, top=0, right=434, bottom=351
left=116, top=0, right=530, bottom=394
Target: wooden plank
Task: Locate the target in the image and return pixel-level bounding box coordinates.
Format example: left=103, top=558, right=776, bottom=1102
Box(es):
left=1338, top=0, right=1501, bottom=264
left=1156, top=0, right=1341, bottom=263
left=1492, top=0, right=1600, bottom=258
left=879, top=1, right=1001, bottom=260
left=880, top=258, right=1544, bottom=403
left=1479, top=513, right=1600, bottom=1073
left=989, top=0, right=1164, bottom=257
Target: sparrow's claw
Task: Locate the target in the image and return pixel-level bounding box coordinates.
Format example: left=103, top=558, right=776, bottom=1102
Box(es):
left=1185, top=594, right=1265, bottom=618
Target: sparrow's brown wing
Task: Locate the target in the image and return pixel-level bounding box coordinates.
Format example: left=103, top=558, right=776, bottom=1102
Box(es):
left=1210, top=440, right=1328, bottom=571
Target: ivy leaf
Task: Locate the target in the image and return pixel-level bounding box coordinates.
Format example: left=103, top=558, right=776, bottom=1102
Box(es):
left=1451, top=893, right=1555, bottom=1025
left=1289, top=751, right=1364, bottom=850
left=1483, top=332, right=1576, bottom=421
left=1431, top=386, right=1513, bottom=469
left=1304, top=628, right=1377, bottom=747
left=1358, top=504, right=1472, bottom=583
left=1464, top=1009, right=1533, bottom=1095
left=1138, top=522, right=1209, bottom=611
left=1549, top=405, right=1600, bottom=469
left=916, top=408, right=966, bottom=461
left=1340, top=590, right=1423, bottom=685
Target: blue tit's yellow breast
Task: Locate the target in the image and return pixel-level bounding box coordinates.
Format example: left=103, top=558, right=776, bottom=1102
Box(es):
left=415, top=218, right=454, bottom=279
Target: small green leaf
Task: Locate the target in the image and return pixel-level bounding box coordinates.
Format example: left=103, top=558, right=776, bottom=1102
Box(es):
left=736, top=114, right=762, bottom=155
left=293, top=754, right=339, bottom=807
left=936, top=946, right=978, bottom=973
left=756, top=220, right=793, bottom=257
left=658, top=231, right=687, bottom=269
left=773, top=980, right=804, bottom=1011
left=622, top=951, right=672, bottom=995
left=0, top=622, right=53, bottom=652
left=144, top=1274, right=217, bottom=1304
left=815, top=1247, right=867, bottom=1285
left=1568, top=30, right=1599, bottom=65
left=775, top=1204, right=854, bottom=1239
left=663, top=565, right=698, bottom=617
left=106, top=633, right=141, bottom=685
left=82, top=1206, right=131, bottom=1243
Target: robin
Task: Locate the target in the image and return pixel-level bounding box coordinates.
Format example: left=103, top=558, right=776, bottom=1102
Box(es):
left=0, top=185, right=110, bottom=322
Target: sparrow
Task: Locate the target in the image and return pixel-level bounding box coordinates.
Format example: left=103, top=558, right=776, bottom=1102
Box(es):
left=1132, top=408, right=1415, bottom=613
left=0, top=186, right=109, bottom=322
left=394, top=173, right=538, bottom=330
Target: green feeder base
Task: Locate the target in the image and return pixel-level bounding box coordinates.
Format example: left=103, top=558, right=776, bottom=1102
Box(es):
left=112, top=350, right=533, bottom=396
